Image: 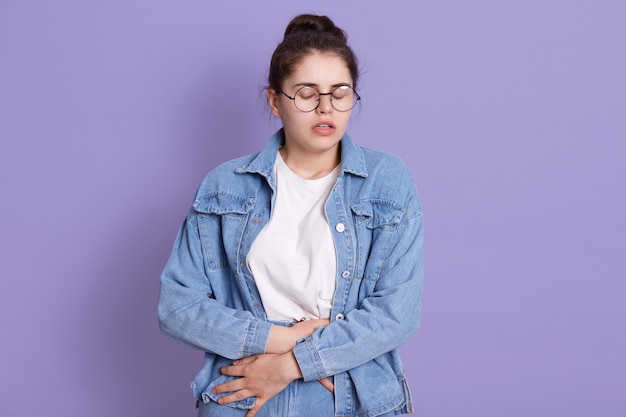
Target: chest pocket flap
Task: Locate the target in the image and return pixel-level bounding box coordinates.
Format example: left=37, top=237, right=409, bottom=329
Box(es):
left=351, top=199, right=405, bottom=228
left=193, top=192, right=255, bottom=215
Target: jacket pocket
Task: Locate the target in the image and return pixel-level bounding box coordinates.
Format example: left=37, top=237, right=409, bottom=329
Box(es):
left=193, top=192, right=255, bottom=271
left=351, top=199, right=405, bottom=281
left=341, top=356, right=406, bottom=416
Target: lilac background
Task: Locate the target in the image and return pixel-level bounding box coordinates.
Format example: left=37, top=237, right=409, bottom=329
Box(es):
left=1, top=1, right=625, bottom=416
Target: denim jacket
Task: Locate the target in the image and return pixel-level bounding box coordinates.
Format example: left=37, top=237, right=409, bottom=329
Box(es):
left=159, top=129, right=424, bottom=417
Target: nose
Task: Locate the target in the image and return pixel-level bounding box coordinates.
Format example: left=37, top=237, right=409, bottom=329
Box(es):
left=316, top=93, right=333, bottom=114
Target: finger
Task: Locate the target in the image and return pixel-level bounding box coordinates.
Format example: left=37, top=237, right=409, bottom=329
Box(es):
left=217, top=388, right=255, bottom=405
left=233, top=355, right=257, bottom=365
left=220, top=363, right=245, bottom=377
left=244, top=398, right=267, bottom=417
left=305, top=319, right=328, bottom=326
left=318, top=377, right=334, bottom=393
left=310, top=319, right=330, bottom=328
left=211, top=380, right=237, bottom=394
left=212, top=378, right=245, bottom=395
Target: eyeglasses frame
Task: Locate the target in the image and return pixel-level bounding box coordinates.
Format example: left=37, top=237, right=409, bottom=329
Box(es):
left=276, top=85, right=361, bottom=113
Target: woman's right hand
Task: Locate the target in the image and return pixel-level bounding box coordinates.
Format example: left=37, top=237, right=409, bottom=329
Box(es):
left=291, top=319, right=329, bottom=340
left=266, top=319, right=329, bottom=354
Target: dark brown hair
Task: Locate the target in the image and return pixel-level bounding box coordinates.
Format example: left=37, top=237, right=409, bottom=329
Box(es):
left=268, top=14, right=360, bottom=91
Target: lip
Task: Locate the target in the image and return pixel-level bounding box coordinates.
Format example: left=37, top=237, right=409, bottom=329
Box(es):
left=312, top=120, right=335, bottom=136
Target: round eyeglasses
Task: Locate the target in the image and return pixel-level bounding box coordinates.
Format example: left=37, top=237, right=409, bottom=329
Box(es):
left=278, top=85, right=361, bottom=112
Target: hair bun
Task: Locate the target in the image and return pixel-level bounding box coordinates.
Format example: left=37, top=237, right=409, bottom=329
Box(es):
left=268, top=13, right=359, bottom=91
left=284, top=14, right=347, bottom=44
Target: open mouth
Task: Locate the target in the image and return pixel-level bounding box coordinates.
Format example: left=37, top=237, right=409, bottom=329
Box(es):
left=312, top=121, right=336, bottom=136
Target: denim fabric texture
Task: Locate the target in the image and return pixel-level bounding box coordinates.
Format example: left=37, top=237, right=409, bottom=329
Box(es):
left=159, top=129, right=424, bottom=417
left=198, top=378, right=335, bottom=417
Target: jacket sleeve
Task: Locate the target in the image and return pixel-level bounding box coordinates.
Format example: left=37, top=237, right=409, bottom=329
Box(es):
left=158, top=210, right=272, bottom=360
left=293, top=189, right=424, bottom=381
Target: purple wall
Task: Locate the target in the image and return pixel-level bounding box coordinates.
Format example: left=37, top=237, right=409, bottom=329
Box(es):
left=1, top=1, right=625, bottom=416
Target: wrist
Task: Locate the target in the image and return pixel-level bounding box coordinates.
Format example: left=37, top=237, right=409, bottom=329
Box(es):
left=267, top=325, right=296, bottom=354
left=280, top=350, right=303, bottom=381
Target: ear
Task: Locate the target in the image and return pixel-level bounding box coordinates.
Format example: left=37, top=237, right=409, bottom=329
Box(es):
left=267, top=88, right=281, bottom=118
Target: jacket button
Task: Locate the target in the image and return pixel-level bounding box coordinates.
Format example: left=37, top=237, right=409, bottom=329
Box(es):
left=341, top=270, right=350, bottom=278
left=335, top=313, right=345, bottom=321
left=335, top=223, right=345, bottom=232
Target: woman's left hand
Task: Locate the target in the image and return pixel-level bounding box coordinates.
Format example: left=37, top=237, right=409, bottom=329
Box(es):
left=213, top=352, right=302, bottom=417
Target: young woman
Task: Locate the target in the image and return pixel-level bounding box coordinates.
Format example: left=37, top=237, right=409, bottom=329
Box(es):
left=159, top=14, right=424, bottom=417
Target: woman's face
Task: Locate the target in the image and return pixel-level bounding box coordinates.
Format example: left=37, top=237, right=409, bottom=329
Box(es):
left=268, top=52, right=354, bottom=159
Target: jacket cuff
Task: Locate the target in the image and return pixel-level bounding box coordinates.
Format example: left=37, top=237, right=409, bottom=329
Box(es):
left=292, top=337, right=326, bottom=381
left=244, top=319, right=273, bottom=357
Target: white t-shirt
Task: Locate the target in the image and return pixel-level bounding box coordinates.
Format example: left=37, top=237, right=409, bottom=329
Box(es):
left=247, top=152, right=339, bottom=321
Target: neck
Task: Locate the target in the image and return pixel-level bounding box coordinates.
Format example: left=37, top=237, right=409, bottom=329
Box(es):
left=279, top=144, right=340, bottom=180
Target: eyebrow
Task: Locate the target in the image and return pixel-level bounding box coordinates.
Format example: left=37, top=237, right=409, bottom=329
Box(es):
left=290, top=82, right=353, bottom=89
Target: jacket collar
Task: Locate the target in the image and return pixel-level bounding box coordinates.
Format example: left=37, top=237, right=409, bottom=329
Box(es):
left=235, top=128, right=368, bottom=179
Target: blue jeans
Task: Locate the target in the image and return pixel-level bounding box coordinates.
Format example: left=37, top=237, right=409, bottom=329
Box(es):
left=197, top=377, right=400, bottom=417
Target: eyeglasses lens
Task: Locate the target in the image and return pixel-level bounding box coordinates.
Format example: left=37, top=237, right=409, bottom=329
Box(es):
left=294, top=86, right=357, bottom=112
